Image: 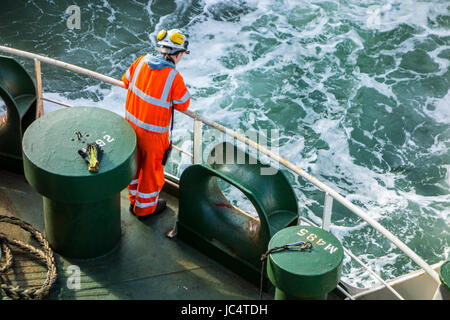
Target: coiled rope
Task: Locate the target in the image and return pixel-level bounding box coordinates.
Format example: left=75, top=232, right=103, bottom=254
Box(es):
left=0, top=215, right=57, bottom=299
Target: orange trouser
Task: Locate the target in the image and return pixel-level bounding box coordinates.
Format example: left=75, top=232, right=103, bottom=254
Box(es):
left=128, top=126, right=169, bottom=216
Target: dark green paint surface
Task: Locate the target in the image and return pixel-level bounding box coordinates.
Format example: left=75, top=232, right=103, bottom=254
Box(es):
left=267, top=225, right=343, bottom=299
left=0, top=55, right=36, bottom=172
left=177, top=142, right=298, bottom=286
left=22, top=107, right=137, bottom=203
left=43, top=194, right=121, bottom=259
left=21, top=107, right=137, bottom=258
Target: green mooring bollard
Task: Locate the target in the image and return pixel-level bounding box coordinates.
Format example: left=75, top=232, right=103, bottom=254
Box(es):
left=266, top=225, right=344, bottom=300
left=22, top=107, right=137, bottom=259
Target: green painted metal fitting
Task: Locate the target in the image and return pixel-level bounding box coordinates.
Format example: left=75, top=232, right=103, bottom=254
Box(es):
left=267, top=225, right=344, bottom=300
left=0, top=55, right=37, bottom=173
left=177, top=142, right=299, bottom=287
left=440, top=260, right=450, bottom=290
left=22, top=107, right=137, bottom=259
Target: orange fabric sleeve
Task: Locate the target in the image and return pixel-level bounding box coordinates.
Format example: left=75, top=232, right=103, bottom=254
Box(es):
left=171, top=73, right=191, bottom=112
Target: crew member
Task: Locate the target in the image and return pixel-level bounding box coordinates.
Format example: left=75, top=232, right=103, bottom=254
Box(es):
left=122, top=28, right=191, bottom=218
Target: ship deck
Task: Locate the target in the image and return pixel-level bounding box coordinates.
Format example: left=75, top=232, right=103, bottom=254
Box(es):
left=0, top=169, right=353, bottom=300
left=0, top=169, right=274, bottom=300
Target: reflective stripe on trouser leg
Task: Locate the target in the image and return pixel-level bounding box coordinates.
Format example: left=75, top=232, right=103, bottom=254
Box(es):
left=135, top=192, right=160, bottom=214
left=128, top=147, right=142, bottom=206
left=132, top=130, right=168, bottom=216
left=128, top=178, right=139, bottom=205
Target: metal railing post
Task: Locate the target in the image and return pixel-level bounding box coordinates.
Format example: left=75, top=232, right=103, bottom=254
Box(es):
left=193, top=118, right=202, bottom=164
left=322, top=193, right=334, bottom=231
left=34, top=59, right=44, bottom=118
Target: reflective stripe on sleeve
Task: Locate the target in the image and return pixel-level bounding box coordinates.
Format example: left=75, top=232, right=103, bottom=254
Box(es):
left=160, top=69, right=178, bottom=104
left=173, top=90, right=190, bottom=104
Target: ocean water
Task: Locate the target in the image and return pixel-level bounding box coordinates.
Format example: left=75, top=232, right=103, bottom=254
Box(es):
left=0, top=0, right=449, bottom=288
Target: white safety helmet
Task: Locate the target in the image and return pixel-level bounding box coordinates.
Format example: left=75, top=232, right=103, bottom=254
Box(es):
left=156, top=28, right=190, bottom=55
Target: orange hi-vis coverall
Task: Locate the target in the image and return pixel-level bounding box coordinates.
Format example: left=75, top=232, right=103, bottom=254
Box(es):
left=122, top=54, right=190, bottom=216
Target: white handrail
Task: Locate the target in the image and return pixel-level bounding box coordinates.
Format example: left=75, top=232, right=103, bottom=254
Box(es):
left=0, top=45, right=440, bottom=285
left=42, top=97, right=75, bottom=109
left=0, top=45, right=124, bottom=88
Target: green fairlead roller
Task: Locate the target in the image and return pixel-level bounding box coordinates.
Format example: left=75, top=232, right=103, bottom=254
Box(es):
left=0, top=56, right=37, bottom=173
left=22, top=107, right=137, bottom=259
left=266, top=225, right=344, bottom=300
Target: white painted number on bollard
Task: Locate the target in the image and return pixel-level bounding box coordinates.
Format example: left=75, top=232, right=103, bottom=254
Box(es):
left=296, top=228, right=339, bottom=255
left=96, top=134, right=115, bottom=147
